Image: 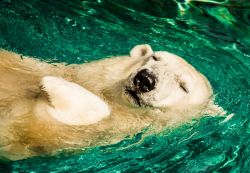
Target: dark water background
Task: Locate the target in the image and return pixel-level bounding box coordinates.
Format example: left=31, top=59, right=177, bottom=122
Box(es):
left=0, top=0, right=250, bottom=172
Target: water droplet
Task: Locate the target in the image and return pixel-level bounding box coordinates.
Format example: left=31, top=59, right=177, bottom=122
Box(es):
left=72, top=22, right=77, bottom=27
left=65, top=17, right=72, bottom=23
left=87, top=9, right=96, bottom=14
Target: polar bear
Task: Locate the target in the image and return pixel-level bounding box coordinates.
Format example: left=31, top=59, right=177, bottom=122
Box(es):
left=0, top=44, right=222, bottom=160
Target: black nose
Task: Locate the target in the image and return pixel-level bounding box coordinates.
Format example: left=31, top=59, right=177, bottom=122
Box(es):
left=133, top=69, right=156, bottom=93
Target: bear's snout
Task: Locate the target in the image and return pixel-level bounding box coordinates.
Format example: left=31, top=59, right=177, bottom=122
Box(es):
left=133, top=69, right=156, bottom=93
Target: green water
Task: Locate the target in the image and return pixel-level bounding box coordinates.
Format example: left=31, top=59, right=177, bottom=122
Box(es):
left=0, top=0, right=250, bottom=172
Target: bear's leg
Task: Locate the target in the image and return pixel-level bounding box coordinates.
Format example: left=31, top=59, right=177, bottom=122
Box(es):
left=38, top=76, right=110, bottom=125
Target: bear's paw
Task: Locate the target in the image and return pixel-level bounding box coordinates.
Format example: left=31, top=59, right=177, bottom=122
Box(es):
left=40, top=76, right=110, bottom=125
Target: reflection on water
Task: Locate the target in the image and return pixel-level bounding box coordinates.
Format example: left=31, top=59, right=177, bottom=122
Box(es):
left=0, top=0, right=250, bottom=172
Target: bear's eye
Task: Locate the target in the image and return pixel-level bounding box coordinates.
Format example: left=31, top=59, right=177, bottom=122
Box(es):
left=152, top=55, right=160, bottom=61
left=179, top=82, right=189, bottom=93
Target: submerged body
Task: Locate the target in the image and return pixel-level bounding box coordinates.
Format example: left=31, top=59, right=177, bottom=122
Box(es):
left=0, top=45, right=219, bottom=160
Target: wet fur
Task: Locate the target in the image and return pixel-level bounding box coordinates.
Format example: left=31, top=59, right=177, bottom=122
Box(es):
left=0, top=48, right=215, bottom=160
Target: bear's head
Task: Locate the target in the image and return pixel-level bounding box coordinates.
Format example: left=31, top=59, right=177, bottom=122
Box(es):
left=124, top=44, right=213, bottom=110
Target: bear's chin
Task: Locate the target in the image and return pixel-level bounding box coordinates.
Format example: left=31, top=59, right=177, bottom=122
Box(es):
left=124, top=88, right=141, bottom=106
left=123, top=86, right=153, bottom=107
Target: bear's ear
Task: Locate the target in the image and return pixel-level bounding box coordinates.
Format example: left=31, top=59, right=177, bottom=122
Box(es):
left=130, top=44, right=153, bottom=58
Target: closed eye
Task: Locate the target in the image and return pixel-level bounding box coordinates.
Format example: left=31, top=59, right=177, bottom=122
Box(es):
left=179, top=82, right=189, bottom=93
left=152, top=55, right=160, bottom=61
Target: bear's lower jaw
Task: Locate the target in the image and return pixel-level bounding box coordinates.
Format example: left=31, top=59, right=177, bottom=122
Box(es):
left=124, top=88, right=142, bottom=106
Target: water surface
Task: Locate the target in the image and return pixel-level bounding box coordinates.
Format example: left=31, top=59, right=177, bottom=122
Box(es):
left=0, top=0, right=250, bottom=172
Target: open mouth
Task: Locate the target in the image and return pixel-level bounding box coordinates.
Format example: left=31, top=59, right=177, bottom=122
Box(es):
left=125, top=88, right=141, bottom=106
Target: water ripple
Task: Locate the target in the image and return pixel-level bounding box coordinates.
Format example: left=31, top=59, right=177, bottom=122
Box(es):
left=0, top=0, right=250, bottom=172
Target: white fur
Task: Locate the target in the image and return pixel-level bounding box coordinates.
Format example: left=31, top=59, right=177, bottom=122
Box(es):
left=0, top=44, right=223, bottom=160
left=125, top=50, right=213, bottom=109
